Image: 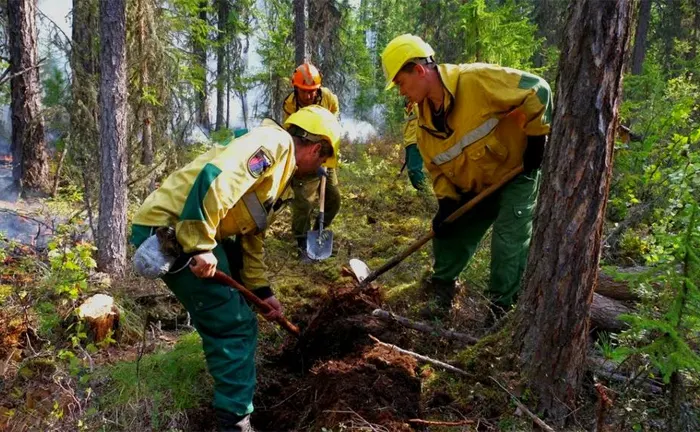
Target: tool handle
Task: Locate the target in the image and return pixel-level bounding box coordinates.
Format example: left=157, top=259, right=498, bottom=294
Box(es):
left=212, top=270, right=300, bottom=337
left=359, top=166, right=524, bottom=287
left=317, top=175, right=327, bottom=232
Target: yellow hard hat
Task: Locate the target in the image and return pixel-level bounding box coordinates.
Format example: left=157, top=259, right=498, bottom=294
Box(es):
left=284, top=105, right=342, bottom=148
left=381, top=34, right=435, bottom=90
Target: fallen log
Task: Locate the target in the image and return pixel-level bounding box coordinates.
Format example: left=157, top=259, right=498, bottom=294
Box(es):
left=371, top=309, right=479, bottom=344
left=77, top=294, right=119, bottom=343
left=590, top=293, right=631, bottom=332
left=587, top=356, right=663, bottom=394
left=596, top=268, right=643, bottom=301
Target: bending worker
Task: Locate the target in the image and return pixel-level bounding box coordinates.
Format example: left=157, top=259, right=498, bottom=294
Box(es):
left=381, top=34, right=552, bottom=319
left=283, top=62, right=342, bottom=260
left=131, top=106, right=341, bottom=431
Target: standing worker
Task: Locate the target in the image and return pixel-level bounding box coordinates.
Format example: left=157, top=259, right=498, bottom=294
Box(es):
left=131, top=106, right=341, bottom=431
left=381, top=34, right=552, bottom=319
left=283, top=62, right=342, bottom=260
left=402, top=98, right=426, bottom=190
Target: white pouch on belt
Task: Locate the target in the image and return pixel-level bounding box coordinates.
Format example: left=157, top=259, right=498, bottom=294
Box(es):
left=132, top=233, right=177, bottom=279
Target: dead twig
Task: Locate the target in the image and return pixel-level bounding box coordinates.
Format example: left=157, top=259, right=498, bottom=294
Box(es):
left=368, top=334, right=473, bottom=377
left=489, top=377, right=556, bottom=432
left=372, top=309, right=479, bottom=344
left=409, top=418, right=475, bottom=426
left=0, top=58, right=46, bottom=86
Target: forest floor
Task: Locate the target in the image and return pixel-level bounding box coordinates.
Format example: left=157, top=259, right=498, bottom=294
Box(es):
left=0, top=139, right=687, bottom=431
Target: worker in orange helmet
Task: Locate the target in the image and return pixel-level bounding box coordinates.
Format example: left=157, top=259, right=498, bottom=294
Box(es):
left=283, top=62, right=342, bottom=262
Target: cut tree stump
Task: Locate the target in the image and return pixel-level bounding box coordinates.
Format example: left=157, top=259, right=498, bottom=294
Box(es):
left=590, top=293, right=631, bottom=332
left=77, top=294, right=120, bottom=343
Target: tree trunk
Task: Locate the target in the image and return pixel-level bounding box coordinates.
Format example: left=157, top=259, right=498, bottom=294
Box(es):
left=294, top=0, right=306, bottom=65
left=97, top=0, right=128, bottom=275
left=138, top=0, right=153, bottom=168
left=590, top=293, right=631, bottom=332
left=194, top=1, right=210, bottom=130
left=513, top=0, right=633, bottom=424
left=7, top=0, right=48, bottom=191
left=215, top=0, right=230, bottom=131
left=71, top=0, right=100, bottom=238
left=631, top=0, right=651, bottom=75
left=77, top=294, right=120, bottom=343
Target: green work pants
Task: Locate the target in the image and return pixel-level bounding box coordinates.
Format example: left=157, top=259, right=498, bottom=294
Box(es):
left=291, top=168, right=341, bottom=240
left=405, top=144, right=426, bottom=190
left=432, top=173, right=540, bottom=308
left=130, top=225, right=258, bottom=417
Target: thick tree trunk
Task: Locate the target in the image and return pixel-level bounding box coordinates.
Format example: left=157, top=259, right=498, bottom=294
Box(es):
left=97, top=0, right=128, bottom=275
left=514, top=0, right=633, bottom=424
left=294, top=0, right=306, bottom=65
left=194, top=1, right=210, bottom=130
left=631, top=0, right=651, bottom=75
left=7, top=0, right=48, bottom=190
left=215, top=0, right=230, bottom=131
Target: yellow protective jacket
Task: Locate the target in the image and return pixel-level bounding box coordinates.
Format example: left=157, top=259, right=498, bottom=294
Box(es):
left=402, top=103, right=418, bottom=148
left=416, top=63, right=552, bottom=199
left=132, top=119, right=296, bottom=289
left=282, top=87, right=341, bottom=168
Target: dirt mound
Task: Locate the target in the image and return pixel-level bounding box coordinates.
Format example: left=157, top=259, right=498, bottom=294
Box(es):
left=253, top=282, right=421, bottom=431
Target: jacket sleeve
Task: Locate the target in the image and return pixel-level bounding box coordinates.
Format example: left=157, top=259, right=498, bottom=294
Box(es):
left=477, top=67, right=552, bottom=137
left=328, top=91, right=340, bottom=118
left=402, top=106, right=418, bottom=147
left=239, top=232, right=269, bottom=289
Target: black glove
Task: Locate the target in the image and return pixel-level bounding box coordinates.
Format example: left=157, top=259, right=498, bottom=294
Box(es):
left=523, top=135, right=547, bottom=174
left=432, top=198, right=461, bottom=237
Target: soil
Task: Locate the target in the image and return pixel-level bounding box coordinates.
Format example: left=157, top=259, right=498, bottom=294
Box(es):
left=250, top=282, right=423, bottom=431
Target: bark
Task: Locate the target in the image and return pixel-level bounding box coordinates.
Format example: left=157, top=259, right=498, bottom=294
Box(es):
left=7, top=0, right=48, bottom=190
left=596, top=267, right=643, bottom=301
left=631, top=0, right=651, bottom=75
left=513, top=0, right=633, bottom=424
left=294, top=0, right=306, bottom=66
left=97, top=0, right=128, bottom=275
left=193, top=1, right=210, bottom=130
left=215, top=0, right=230, bottom=131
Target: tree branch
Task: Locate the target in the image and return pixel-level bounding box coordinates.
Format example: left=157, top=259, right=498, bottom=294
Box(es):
left=0, top=58, right=47, bottom=87
left=368, top=335, right=473, bottom=377
left=489, top=377, right=556, bottom=432
left=371, top=309, right=479, bottom=344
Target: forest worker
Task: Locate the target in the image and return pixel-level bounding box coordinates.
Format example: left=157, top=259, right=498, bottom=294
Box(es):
left=381, top=34, right=552, bottom=319
left=402, top=98, right=426, bottom=190
left=282, top=62, right=342, bottom=261
left=130, top=105, right=341, bottom=432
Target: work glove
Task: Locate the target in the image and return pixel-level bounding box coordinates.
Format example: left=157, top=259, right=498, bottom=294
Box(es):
left=523, top=135, right=547, bottom=175
left=431, top=198, right=462, bottom=238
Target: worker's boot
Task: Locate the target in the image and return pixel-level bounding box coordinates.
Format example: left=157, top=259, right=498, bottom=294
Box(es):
left=296, top=237, right=312, bottom=264
left=216, top=409, right=254, bottom=432
left=419, top=278, right=457, bottom=320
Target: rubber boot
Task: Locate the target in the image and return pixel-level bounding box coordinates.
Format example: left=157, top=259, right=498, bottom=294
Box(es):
left=216, top=409, right=254, bottom=432
left=419, top=278, right=456, bottom=320
left=296, top=237, right=312, bottom=264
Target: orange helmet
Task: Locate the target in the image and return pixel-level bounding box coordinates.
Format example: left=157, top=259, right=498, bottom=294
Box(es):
left=292, top=63, right=322, bottom=90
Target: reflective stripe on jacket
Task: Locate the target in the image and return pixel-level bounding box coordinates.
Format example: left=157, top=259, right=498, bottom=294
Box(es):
left=132, top=119, right=295, bottom=288
left=416, top=63, right=552, bottom=199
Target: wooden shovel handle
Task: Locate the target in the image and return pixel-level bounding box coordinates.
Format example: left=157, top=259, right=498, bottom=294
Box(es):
left=358, top=166, right=525, bottom=288
left=212, top=270, right=300, bottom=337
left=318, top=174, right=327, bottom=213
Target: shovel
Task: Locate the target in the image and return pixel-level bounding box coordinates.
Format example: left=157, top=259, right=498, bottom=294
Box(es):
left=351, top=166, right=524, bottom=289
left=306, top=174, right=333, bottom=260
left=212, top=270, right=300, bottom=337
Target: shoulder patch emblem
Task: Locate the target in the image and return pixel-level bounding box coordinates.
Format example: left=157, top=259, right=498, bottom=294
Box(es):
left=247, top=147, right=273, bottom=178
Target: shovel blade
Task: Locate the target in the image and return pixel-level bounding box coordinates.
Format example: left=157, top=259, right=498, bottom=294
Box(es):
left=306, top=229, right=333, bottom=260
left=349, top=258, right=370, bottom=282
